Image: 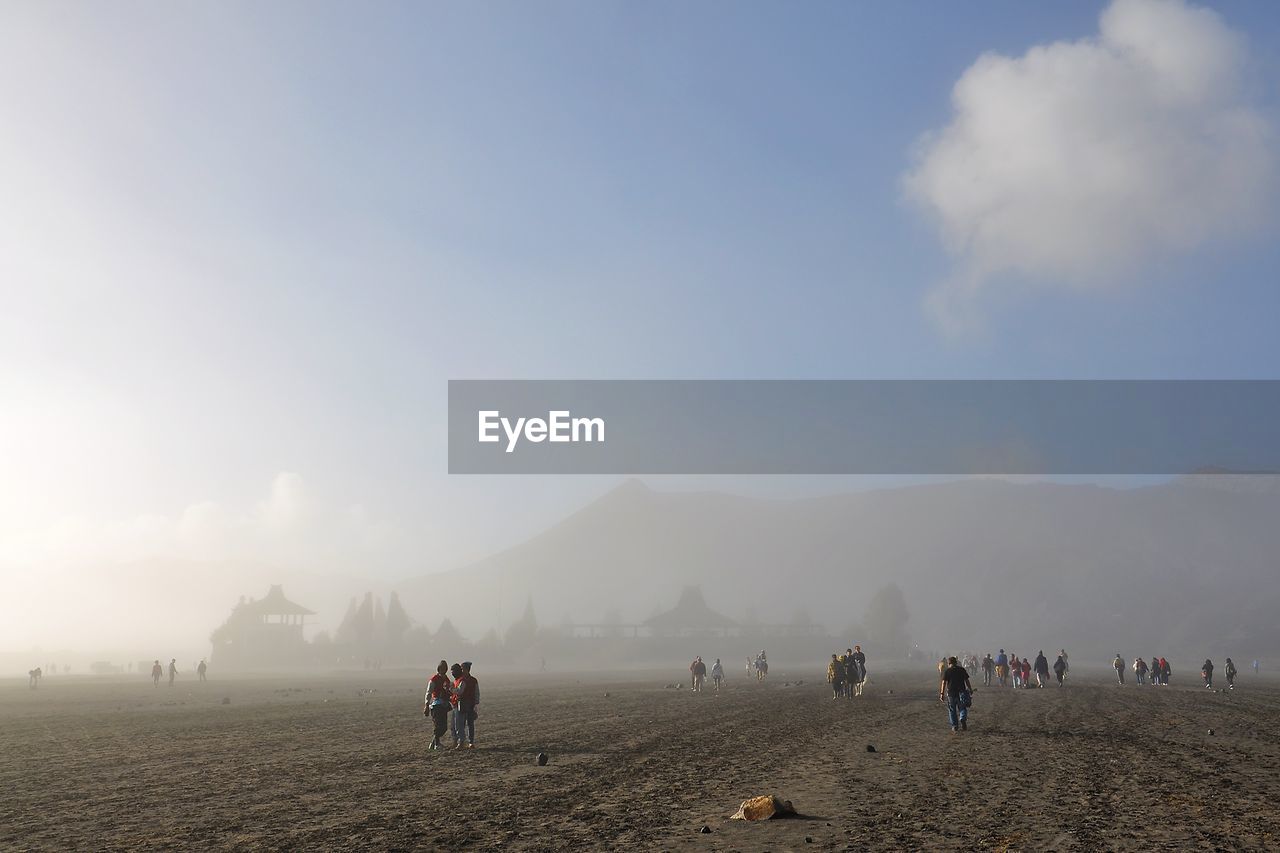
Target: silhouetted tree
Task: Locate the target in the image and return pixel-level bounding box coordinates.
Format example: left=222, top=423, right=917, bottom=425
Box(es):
left=385, top=592, right=411, bottom=647
left=353, top=592, right=375, bottom=646
left=504, top=595, right=539, bottom=650
left=434, top=618, right=465, bottom=650
left=334, top=597, right=359, bottom=645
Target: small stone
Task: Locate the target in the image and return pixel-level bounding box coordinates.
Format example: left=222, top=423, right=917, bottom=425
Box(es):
left=805, top=837, right=814, bottom=843
left=866, top=745, right=876, bottom=753
left=1207, top=729, right=1215, bottom=736
left=221, top=697, right=231, bottom=705
left=699, top=825, right=711, bottom=834
left=536, top=752, right=549, bottom=766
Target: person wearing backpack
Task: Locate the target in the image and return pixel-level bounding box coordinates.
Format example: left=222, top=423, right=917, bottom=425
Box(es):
left=1225, top=658, right=1237, bottom=689
left=1202, top=659, right=1214, bottom=689
left=1113, top=654, right=1126, bottom=685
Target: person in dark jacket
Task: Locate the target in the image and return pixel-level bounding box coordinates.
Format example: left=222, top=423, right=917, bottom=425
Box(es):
left=1033, top=651, right=1050, bottom=688
left=939, top=657, right=973, bottom=733
left=1053, top=654, right=1067, bottom=685
left=1202, top=659, right=1214, bottom=689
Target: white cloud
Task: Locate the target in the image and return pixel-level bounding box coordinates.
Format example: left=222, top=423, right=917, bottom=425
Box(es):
left=904, top=0, right=1277, bottom=324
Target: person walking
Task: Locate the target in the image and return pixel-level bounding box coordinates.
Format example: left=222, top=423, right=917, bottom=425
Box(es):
left=1202, top=659, right=1214, bottom=689
left=995, top=650, right=1009, bottom=687
left=1151, top=657, right=1162, bottom=686
left=151, top=660, right=163, bottom=687
left=851, top=645, right=867, bottom=696
left=711, top=658, right=724, bottom=692
left=1159, top=657, right=1171, bottom=686
left=197, top=660, right=208, bottom=682
left=168, top=659, right=178, bottom=687
left=939, top=656, right=974, bottom=733
left=1134, top=657, right=1148, bottom=685
left=690, top=656, right=707, bottom=693
left=981, top=653, right=995, bottom=687
left=1034, top=651, right=1049, bottom=688
left=1113, top=654, right=1126, bottom=685
left=827, top=654, right=844, bottom=699
left=1053, top=653, right=1067, bottom=685
left=1225, top=658, right=1237, bottom=690
left=423, top=660, right=453, bottom=751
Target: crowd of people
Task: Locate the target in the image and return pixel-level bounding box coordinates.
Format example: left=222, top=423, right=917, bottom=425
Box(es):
left=825, top=646, right=869, bottom=698
left=422, top=660, right=481, bottom=751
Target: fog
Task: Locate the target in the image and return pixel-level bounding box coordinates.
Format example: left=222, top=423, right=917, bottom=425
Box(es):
left=5, top=474, right=1277, bottom=676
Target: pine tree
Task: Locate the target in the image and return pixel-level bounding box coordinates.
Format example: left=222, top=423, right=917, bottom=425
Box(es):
left=385, top=592, right=411, bottom=648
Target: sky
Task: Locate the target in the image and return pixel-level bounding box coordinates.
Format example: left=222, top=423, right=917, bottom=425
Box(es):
left=3, top=0, right=1280, bottom=648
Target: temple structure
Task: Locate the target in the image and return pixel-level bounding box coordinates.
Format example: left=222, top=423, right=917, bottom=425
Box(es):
left=210, top=585, right=316, bottom=667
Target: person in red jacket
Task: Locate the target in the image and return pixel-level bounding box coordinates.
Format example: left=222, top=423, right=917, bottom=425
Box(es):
left=423, top=660, right=453, bottom=751
left=453, top=662, right=480, bottom=749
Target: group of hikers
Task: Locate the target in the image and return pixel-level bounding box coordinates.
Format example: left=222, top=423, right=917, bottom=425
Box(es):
left=1111, top=654, right=1240, bottom=689
left=147, top=658, right=208, bottom=686
left=825, top=646, right=869, bottom=698
left=973, top=650, right=1069, bottom=688
left=422, top=660, right=481, bottom=751
left=688, top=656, right=726, bottom=692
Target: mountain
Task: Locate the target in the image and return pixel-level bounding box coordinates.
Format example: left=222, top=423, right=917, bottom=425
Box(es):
left=398, top=477, right=1280, bottom=659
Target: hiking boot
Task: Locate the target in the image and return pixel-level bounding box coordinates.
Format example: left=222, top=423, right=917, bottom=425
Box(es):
left=961, top=719, right=967, bottom=731
left=951, top=726, right=958, bottom=733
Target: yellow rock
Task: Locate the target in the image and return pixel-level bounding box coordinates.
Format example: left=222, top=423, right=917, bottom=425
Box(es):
left=730, top=795, right=796, bottom=821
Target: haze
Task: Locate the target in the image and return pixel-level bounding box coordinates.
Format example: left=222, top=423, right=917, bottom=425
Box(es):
left=4, top=0, right=1280, bottom=670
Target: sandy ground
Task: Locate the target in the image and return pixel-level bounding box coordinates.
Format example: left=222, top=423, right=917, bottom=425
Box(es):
left=3, top=666, right=1279, bottom=851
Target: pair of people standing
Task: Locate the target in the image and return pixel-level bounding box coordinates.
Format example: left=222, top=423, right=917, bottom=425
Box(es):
left=423, top=660, right=480, bottom=751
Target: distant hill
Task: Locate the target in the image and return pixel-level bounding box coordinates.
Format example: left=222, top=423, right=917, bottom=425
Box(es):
left=399, top=477, right=1280, bottom=659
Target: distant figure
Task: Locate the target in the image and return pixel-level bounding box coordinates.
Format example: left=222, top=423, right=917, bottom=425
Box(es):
left=754, top=651, right=768, bottom=682
left=981, top=653, right=995, bottom=687
left=827, top=654, right=843, bottom=699
left=851, top=645, right=867, bottom=696
left=1113, top=654, right=1126, bottom=685
left=168, top=659, right=178, bottom=687
left=1159, top=657, right=1171, bottom=685
left=690, top=656, right=707, bottom=693
left=1253, top=659, right=1260, bottom=676
left=1034, top=651, right=1049, bottom=688
left=939, top=656, right=973, bottom=733
left=1058, top=649, right=1070, bottom=681
left=1224, top=658, right=1237, bottom=690
left=197, top=660, right=208, bottom=682
left=1053, top=653, right=1067, bottom=685
left=746, top=657, right=754, bottom=677
left=1020, top=658, right=1031, bottom=689
left=1150, top=657, right=1162, bottom=686
left=28, top=667, right=41, bottom=689
left=1009, top=654, right=1021, bottom=688
left=711, top=658, right=724, bottom=692
left=995, top=650, right=1009, bottom=687
left=423, top=660, right=452, bottom=751
left=151, top=660, right=163, bottom=687
left=1134, top=657, right=1148, bottom=685
left=1202, top=659, right=1214, bottom=689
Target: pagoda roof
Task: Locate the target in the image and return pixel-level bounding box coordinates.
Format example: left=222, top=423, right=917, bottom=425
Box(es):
left=242, top=584, right=315, bottom=617
left=644, top=585, right=736, bottom=629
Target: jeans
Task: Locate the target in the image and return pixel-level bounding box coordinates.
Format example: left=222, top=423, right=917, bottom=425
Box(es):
left=945, top=694, right=968, bottom=728
left=453, top=703, right=476, bottom=743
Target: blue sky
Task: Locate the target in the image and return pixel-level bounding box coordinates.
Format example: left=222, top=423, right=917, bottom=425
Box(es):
left=3, top=0, right=1280, bottom=612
